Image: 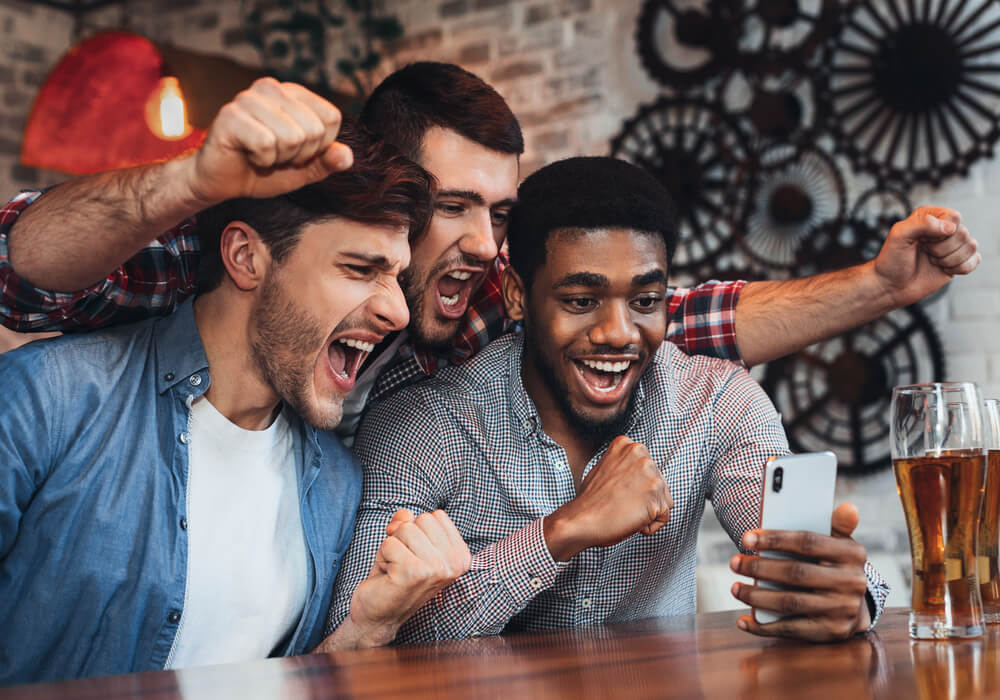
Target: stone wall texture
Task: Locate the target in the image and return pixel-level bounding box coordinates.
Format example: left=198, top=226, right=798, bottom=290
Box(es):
left=4, top=0, right=1000, bottom=610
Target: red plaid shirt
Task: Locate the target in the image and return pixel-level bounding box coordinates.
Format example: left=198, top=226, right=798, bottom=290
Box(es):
left=1, top=189, right=746, bottom=393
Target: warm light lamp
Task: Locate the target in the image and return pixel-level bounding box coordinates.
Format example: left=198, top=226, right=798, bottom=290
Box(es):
left=145, top=76, right=192, bottom=140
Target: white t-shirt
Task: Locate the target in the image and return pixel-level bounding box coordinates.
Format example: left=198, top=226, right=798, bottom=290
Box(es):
left=165, top=396, right=308, bottom=669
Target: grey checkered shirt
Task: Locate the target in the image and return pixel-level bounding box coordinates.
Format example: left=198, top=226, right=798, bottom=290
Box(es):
left=327, top=333, right=889, bottom=642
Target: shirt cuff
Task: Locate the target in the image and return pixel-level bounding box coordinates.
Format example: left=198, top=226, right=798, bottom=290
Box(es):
left=477, top=517, right=565, bottom=609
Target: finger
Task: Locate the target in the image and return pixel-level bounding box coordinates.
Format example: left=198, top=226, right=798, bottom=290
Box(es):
left=385, top=508, right=415, bottom=536
left=927, top=230, right=979, bottom=270
left=233, top=88, right=310, bottom=166
left=730, top=554, right=869, bottom=593
left=281, top=82, right=342, bottom=134
left=321, top=141, right=354, bottom=172
left=913, top=205, right=961, bottom=229
left=390, top=519, right=444, bottom=564
left=941, top=251, right=981, bottom=276
left=741, top=529, right=866, bottom=565
left=213, top=102, right=281, bottom=169
left=831, top=503, right=860, bottom=539
left=428, top=510, right=472, bottom=570
left=731, top=580, right=866, bottom=619
left=736, top=612, right=857, bottom=642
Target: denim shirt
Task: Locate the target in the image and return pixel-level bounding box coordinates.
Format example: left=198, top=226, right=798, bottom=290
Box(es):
left=0, top=301, right=361, bottom=685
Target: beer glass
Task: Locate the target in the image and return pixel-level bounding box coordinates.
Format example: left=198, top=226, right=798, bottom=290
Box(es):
left=890, top=382, right=986, bottom=639
left=980, top=398, right=1000, bottom=622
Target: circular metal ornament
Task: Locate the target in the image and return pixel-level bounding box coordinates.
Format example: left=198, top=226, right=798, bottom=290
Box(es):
left=734, top=0, right=852, bottom=75
left=761, top=303, right=946, bottom=476
left=819, top=0, right=1000, bottom=187
left=738, top=143, right=848, bottom=273
left=610, top=96, right=754, bottom=284
left=635, top=0, right=741, bottom=90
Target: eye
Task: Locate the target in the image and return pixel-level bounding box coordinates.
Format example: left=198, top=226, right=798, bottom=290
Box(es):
left=436, top=202, right=465, bottom=216
left=631, top=294, right=663, bottom=311
left=344, top=264, right=376, bottom=278
left=564, top=297, right=597, bottom=312
left=491, top=209, right=510, bottom=226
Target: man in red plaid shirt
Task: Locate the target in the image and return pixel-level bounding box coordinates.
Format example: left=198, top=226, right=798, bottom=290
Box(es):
left=0, top=63, right=980, bottom=443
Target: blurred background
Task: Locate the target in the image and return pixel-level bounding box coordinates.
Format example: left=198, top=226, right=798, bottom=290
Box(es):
left=2, top=0, right=1000, bottom=610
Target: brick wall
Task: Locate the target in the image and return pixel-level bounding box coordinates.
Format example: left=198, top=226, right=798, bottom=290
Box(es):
left=4, top=0, right=1000, bottom=609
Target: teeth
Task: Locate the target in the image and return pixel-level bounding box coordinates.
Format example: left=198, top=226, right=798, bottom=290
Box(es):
left=338, top=338, right=375, bottom=353
left=581, top=359, right=631, bottom=373
left=447, top=271, right=472, bottom=281
left=440, top=293, right=460, bottom=306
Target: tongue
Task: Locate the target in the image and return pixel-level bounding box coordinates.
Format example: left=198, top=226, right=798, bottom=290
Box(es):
left=328, top=343, right=347, bottom=376
left=437, top=276, right=463, bottom=298
left=579, top=363, right=617, bottom=389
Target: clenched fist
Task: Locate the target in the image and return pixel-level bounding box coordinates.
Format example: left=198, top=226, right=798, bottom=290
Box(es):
left=543, top=436, right=673, bottom=562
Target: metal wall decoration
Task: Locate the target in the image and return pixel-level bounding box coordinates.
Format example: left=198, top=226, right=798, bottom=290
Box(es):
left=819, top=0, right=1000, bottom=186
left=738, top=144, right=847, bottom=274
left=761, top=305, right=946, bottom=475
left=610, top=97, right=754, bottom=281
left=621, top=0, right=986, bottom=475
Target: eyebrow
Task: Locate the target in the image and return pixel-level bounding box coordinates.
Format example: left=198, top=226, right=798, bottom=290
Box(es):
left=552, top=268, right=668, bottom=290
left=436, top=190, right=517, bottom=209
left=340, top=251, right=397, bottom=270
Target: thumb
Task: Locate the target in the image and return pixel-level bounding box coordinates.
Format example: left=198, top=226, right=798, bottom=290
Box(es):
left=831, top=502, right=860, bottom=539
left=385, top=508, right=414, bottom=536
left=320, top=141, right=353, bottom=173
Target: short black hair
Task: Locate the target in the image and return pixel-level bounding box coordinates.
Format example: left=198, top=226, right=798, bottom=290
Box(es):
left=506, top=157, right=678, bottom=291
left=195, top=123, right=434, bottom=293
left=361, top=61, right=524, bottom=162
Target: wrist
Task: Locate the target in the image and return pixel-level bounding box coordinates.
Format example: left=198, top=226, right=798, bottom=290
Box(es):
left=168, top=150, right=222, bottom=213
left=317, top=612, right=399, bottom=652
left=543, top=508, right=588, bottom=562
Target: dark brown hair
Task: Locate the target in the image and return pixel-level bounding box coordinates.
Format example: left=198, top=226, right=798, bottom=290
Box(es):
left=195, top=122, right=434, bottom=292
left=361, top=61, right=524, bottom=162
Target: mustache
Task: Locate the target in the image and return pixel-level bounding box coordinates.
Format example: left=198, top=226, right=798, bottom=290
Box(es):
left=431, top=254, right=489, bottom=277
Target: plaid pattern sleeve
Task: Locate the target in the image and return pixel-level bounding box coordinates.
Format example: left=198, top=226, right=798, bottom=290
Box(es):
left=665, top=280, right=745, bottom=364
left=0, top=189, right=199, bottom=332
left=326, top=381, right=568, bottom=643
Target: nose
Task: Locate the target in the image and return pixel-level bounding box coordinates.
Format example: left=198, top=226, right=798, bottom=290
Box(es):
left=370, top=277, right=410, bottom=333
left=588, top=301, right=641, bottom=349
left=458, top=208, right=499, bottom=263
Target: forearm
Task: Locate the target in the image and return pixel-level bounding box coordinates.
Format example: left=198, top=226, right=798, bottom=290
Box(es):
left=312, top=613, right=398, bottom=653
left=395, top=518, right=563, bottom=644
left=7, top=154, right=209, bottom=292
left=735, top=261, right=895, bottom=366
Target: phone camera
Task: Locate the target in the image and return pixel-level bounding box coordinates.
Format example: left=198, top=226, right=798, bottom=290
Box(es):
left=773, top=466, right=783, bottom=493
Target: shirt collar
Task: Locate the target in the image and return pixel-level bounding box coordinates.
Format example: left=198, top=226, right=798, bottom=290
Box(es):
left=153, top=299, right=210, bottom=396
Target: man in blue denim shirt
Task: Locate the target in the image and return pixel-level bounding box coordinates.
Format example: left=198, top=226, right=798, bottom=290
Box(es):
left=0, top=110, right=470, bottom=684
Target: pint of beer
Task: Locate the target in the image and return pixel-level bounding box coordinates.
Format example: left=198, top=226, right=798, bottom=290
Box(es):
left=891, top=382, right=986, bottom=639
left=980, top=399, right=1000, bottom=623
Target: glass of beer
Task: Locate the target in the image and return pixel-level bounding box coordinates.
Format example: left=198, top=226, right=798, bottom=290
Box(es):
left=980, top=398, right=1000, bottom=622
left=891, top=382, right=987, bottom=639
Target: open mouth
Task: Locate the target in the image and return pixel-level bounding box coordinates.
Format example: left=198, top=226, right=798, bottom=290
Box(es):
left=326, top=337, right=376, bottom=392
left=435, top=269, right=482, bottom=320
left=573, top=358, right=636, bottom=404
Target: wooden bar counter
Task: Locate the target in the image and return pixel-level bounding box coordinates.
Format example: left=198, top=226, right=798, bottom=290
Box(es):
left=3, top=608, right=998, bottom=699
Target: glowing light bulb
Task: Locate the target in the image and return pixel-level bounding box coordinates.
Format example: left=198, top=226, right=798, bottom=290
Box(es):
left=145, top=76, right=191, bottom=141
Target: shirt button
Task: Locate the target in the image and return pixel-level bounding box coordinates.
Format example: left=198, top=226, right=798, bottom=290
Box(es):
left=581, top=597, right=592, bottom=609
left=189, top=374, right=202, bottom=387
left=164, top=372, right=175, bottom=382
left=178, top=432, right=190, bottom=445
left=168, top=611, right=181, bottom=624
left=529, top=577, right=543, bottom=590
left=180, top=518, right=187, bottom=530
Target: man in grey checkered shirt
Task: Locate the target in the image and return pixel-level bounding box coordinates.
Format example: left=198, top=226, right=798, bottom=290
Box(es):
left=328, top=156, right=889, bottom=645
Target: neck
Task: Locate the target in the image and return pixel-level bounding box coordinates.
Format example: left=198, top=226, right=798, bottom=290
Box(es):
left=520, top=351, right=600, bottom=485
left=193, top=290, right=282, bottom=430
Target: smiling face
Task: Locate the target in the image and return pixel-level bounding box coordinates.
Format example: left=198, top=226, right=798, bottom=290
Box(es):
left=400, top=126, right=520, bottom=350
left=250, top=218, right=410, bottom=430
left=505, top=227, right=669, bottom=444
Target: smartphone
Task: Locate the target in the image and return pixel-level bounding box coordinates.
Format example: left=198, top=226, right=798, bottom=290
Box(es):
left=752, top=451, right=838, bottom=625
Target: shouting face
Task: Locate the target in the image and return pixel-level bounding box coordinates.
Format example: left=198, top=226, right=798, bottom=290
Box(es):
left=401, top=126, right=519, bottom=350
left=250, top=218, right=411, bottom=430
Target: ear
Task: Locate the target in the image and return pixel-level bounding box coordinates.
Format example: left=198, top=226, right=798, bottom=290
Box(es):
left=501, top=266, right=528, bottom=322
left=219, top=221, right=271, bottom=292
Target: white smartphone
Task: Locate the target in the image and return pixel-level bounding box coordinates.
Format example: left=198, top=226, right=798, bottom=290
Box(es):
left=752, top=451, right=838, bottom=625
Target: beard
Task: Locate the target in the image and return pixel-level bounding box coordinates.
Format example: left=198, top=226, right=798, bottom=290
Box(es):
left=398, top=253, right=484, bottom=352
left=523, top=321, right=638, bottom=446
left=250, top=272, right=344, bottom=431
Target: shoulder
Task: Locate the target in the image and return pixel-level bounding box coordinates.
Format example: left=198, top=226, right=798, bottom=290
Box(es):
left=358, top=334, right=515, bottom=453
left=648, top=343, right=774, bottom=415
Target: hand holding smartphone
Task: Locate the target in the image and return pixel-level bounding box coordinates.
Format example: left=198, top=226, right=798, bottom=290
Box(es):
left=752, top=451, right=838, bottom=625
